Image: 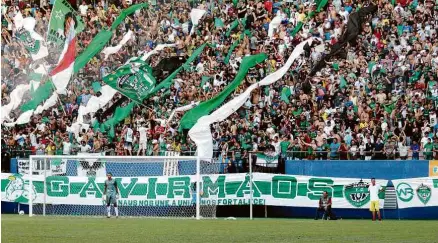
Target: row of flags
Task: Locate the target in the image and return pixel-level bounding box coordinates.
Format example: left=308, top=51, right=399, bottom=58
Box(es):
left=2, top=2, right=149, bottom=126
left=3, top=1, right=326, bottom=163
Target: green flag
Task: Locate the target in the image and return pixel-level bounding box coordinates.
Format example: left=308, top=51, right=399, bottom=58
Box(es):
left=201, top=76, right=211, bottom=87
left=27, top=71, right=43, bottom=82
left=103, top=60, right=156, bottom=104
left=73, top=30, right=112, bottom=73
left=224, top=39, right=241, bottom=64
left=73, top=3, right=148, bottom=74
left=368, top=61, right=376, bottom=74
left=339, top=76, right=347, bottom=89
left=214, top=18, right=224, bottom=28
left=224, top=33, right=247, bottom=64
left=316, top=0, right=329, bottom=12
left=289, top=0, right=328, bottom=37
left=105, top=102, right=135, bottom=127
left=290, top=22, right=304, bottom=37
left=145, top=44, right=208, bottom=99
left=384, top=98, right=399, bottom=114
left=233, top=0, right=238, bottom=7
left=110, top=3, right=148, bottom=30
left=92, top=82, right=102, bottom=93
left=47, top=0, right=85, bottom=47
left=93, top=102, right=136, bottom=137
left=226, top=19, right=240, bottom=37
left=397, top=25, right=404, bottom=36
left=281, top=87, right=292, bottom=103
left=20, top=81, right=54, bottom=112
left=180, top=53, right=267, bottom=130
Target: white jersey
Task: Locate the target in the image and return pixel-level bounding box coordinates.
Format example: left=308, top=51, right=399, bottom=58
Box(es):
left=125, top=128, right=133, bottom=142
left=138, top=127, right=148, bottom=142
left=368, top=184, right=381, bottom=201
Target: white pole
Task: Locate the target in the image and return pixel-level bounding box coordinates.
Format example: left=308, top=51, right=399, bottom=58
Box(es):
left=249, top=153, right=253, bottom=220
left=29, top=156, right=33, bottom=217
left=196, top=156, right=200, bottom=220
left=43, top=158, right=47, bottom=216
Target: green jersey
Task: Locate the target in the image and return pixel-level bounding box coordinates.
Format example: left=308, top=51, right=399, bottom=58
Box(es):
left=105, top=179, right=118, bottom=195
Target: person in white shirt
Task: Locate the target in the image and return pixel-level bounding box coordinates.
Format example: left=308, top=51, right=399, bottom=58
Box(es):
left=79, top=1, right=88, bottom=16
left=137, top=123, right=149, bottom=156
left=124, top=125, right=134, bottom=156
left=368, top=178, right=384, bottom=221
left=62, top=137, right=72, bottom=155
left=80, top=141, right=91, bottom=153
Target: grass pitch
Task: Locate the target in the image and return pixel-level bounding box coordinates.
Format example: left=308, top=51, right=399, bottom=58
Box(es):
left=2, top=215, right=437, bottom=243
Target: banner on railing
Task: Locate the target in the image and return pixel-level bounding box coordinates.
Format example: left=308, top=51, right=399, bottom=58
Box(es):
left=17, top=158, right=67, bottom=176
left=1, top=173, right=387, bottom=208
left=76, top=153, right=107, bottom=177
left=393, top=177, right=438, bottom=208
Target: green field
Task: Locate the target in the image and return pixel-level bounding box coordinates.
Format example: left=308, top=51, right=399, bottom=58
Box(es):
left=2, top=215, right=438, bottom=243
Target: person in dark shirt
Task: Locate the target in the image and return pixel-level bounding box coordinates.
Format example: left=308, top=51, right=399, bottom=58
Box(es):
left=315, top=191, right=334, bottom=220
left=373, top=138, right=385, bottom=160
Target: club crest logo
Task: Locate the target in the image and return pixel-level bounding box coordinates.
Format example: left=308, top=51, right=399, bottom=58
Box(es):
left=416, top=184, right=431, bottom=205
left=344, top=180, right=370, bottom=207
left=16, top=28, right=41, bottom=54
left=396, top=182, right=414, bottom=202
left=4, top=174, right=37, bottom=203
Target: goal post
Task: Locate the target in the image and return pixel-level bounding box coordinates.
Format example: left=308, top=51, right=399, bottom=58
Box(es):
left=28, top=155, right=220, bottom=219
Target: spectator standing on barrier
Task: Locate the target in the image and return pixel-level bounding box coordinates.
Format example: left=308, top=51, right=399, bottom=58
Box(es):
left=315, top=191, right=333, bottom=220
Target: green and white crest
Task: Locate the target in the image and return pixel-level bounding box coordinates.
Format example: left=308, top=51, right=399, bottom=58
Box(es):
left=396, top=182, right=414, bottom=202
left=16, top=28, right=41, bottom=55
left=416, top=184, right=431, bottom=205
left=4, top=174, right=37, bottom=203
left=344, top=180, right=370, bottom=208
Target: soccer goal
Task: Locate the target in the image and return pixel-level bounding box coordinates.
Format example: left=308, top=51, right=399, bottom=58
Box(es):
left=26, top=155, right=222, bottom=219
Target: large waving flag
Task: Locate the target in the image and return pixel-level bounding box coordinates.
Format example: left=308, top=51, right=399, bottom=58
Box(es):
left=189, top=38, right=315, bottom=159
left=180, top=53, right=267, bottom=131
left=73, top=3, right=148, bottom=73
left=102, top=59, right=156, bottom=104
left=50, top=18, right=76, bottom=94
left=47, top=0, right=84, bottom=47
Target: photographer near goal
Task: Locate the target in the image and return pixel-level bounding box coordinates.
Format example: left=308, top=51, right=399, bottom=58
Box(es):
left=103, top=173, right=120, bottom=218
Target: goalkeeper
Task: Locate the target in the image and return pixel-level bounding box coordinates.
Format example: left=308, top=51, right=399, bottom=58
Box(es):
left=103, top=172, right=119, bottom=218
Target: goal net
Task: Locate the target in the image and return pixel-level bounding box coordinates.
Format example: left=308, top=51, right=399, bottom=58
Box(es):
left=27, top=154, right=221, bottom=219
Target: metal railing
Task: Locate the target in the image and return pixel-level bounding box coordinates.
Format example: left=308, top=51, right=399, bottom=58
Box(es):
left=2, top=148, right=435, bottom=160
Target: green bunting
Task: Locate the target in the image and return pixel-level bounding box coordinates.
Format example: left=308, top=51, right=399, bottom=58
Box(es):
left=73, top=3, right=148, bottom=74
left=179, top=53, right=268, bottom=130
left=20, top=81, right=54, bottom=112
left=93, top=102, right=136, bottom=137
left=145, top=43, right=208, bottom=99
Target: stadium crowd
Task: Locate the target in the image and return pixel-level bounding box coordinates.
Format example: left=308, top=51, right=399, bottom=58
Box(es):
left=2, top=0, right=438, bottom=171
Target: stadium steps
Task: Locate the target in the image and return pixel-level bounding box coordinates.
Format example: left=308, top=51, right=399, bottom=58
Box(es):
left=384, top=187, right=397, bottom=209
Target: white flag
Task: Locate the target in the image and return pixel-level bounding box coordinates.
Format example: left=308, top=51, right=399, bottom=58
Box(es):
left=14, top=13, right=48, bottom=61
left=102, top=30, right=134, bottom=60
